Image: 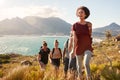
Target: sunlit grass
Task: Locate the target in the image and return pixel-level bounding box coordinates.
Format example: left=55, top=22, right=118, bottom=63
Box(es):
left=0, top=38, right=120, bottom=80
left=4, top=64, right=65, bottom=80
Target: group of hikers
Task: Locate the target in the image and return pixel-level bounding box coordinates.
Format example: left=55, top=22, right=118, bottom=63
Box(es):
left=37, top=6, right=93, bottom=80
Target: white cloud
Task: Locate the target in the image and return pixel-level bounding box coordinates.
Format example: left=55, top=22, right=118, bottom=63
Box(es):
left=0, top=5, right=65, bottom=21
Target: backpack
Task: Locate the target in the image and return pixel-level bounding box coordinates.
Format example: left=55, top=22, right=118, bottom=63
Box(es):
left=51, top=48, right=62, bottom=58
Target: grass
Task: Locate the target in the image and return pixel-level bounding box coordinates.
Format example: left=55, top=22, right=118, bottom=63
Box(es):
left=0, top=38, right=120, bottom=80
left=2, top=61, right=119, bottom=80
left=4, top=64, right=65, bottom=80
left=0, top=70, right=3, bottom=78
left=0, top=54, right=10, bottom=64
left=101, top=66, right=120, bottom=80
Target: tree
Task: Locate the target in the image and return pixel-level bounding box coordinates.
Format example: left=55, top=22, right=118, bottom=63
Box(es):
left=105, top=30, right=112, bottom=40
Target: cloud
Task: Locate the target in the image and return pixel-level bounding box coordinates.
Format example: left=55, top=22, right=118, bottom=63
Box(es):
left=0, top=6, right=64, bottom=21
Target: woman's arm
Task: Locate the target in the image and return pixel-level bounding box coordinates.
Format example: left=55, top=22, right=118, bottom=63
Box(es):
left=72, top=31, right=78, bottom=54
left=68, top=37, right=72, bottom=52
left=49, top=51, right=53, bottom=59
left=59, top=48, right=62, bottom=58
left=49, top=51, right=52, bottom=63
left=37, top=54, right=41, bottom=61
left=63, top=47, right=66, bottom=59
left=87, top=22, right=92, bottom=36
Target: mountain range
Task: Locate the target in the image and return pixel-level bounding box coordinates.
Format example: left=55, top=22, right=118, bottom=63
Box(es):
left=0, top=16, right=120, bottom=38
left=93, top=23, right=120, bottom=38
left=0, top=16, right=71, bottom=35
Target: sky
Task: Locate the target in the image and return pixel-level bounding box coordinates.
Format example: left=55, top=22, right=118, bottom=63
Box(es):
left=0, top=0, right=120, bottom=28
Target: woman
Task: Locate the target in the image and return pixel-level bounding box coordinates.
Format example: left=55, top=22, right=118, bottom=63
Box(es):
left=38, top=41, right=50, bottom=70
left=63, top=38, right=69, bottom=78
left=63, top=32, right=76, bottom=79
left=50, top=40, right=62, bottom=77
left=72, top=6, right=93, bottom=80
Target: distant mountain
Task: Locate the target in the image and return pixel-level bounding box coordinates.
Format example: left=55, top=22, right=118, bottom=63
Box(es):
left=0, top=16, right=71, bottom=35
left=93, top=23, right=120, bottom=38
left=0, top=17, right=36, bottom=35
left=0, top=17, right=119, bottom=38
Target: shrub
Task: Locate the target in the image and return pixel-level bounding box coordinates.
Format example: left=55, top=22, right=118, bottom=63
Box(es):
left=90, top=64, right=104, bottom=80
left=0, top=59, right=10, bottom=64
left=90, top=64, right=99, bottom=73
left=0, top=54, right=10, bottom=59
left=112, top=61, right=120, bottom=70
left=101, top=66, right=120, bottom=80
left=0, top=70, right=3, bottom=78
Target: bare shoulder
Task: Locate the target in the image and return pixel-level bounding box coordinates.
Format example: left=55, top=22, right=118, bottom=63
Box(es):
left=69, top=37, right=73, bottom=42
left=86, top=21, right=92, bottom=27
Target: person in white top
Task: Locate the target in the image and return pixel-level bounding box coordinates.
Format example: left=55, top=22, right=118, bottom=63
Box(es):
left=63, top=32, right=77, bottom=78
left=50, top=40, right=62, bottom=77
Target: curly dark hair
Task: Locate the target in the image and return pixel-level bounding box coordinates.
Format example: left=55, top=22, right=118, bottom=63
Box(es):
left=76, top=6, right=90, bottom=19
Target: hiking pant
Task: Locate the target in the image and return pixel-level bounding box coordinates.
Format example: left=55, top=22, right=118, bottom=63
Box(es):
left=76, top=50, right=92, bottom=79
left=64, top=57, right=76, bottom=73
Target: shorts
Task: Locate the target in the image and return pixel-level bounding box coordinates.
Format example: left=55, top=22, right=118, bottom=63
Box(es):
left=39, top=60, right=48, bottom=65
left=52, top=58, right=60, bottom=67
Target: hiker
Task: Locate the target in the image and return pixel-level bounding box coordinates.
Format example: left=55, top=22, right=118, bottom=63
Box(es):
left=68, top=32, right=77, bottom=75
left=72, top=6, right=93, bottom=80
left=63, top=32, right=76, bottom=78
left=38, top=41, right=50, bottom=70
left=50, top=40, right=62, bottom=77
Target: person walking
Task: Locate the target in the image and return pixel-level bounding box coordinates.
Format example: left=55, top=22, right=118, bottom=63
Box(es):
left=63, top=32, right=77, bottom=79
left=72, top=6, right=93, bottom=80
left=38, top=41, right=50, bottom=70
left=50, top=40, right=62, bottom=77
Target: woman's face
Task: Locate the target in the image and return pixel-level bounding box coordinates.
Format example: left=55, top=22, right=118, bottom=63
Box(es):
left=42, top=45, right=47, bottom=49
left=77, top=9, right=86, bottom=19
left=54, top=42, right=58, bottom=48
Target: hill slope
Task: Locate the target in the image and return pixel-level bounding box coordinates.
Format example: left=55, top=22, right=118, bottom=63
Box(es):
left=93, top=23, right=120, bottom=38
left=0, top=17, right=71, bottom=35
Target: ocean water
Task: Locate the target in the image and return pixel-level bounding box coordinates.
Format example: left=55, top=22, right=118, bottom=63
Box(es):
left=0, top=35, right=102, bottom=55
left=0, top=35, right=69, bottom=55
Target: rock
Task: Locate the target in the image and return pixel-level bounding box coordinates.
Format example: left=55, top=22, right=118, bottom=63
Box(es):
left=11, top=60, right=19, bottom=63
left=21, top=60, right=32, bottom=66
left=115, top=35, right=120, bottom=41
left=32, top=58, right=37, bottom=62
left=116, top=45, right=120, bottom=49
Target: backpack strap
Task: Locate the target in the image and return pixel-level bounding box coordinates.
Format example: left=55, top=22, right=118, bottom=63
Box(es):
left=58, top=48, right=62, bottom=58
left=52, top=48, right=55, bottom=55
left=52, top=48, right=62, bottom=58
